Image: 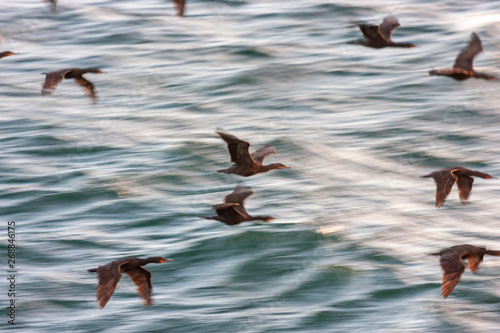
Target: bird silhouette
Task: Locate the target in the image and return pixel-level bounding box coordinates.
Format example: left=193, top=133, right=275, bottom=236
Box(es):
left=88, top=257, right=173, bottom=308
left=348, top=16, right=415, bottom=49
left=41, top=68, right=103, bottom=102
left=429, top=33, right=496, bottom=80
left=432, top=244, right=500, bottom=298
left=199, top=183, right=273, bottom=225
left=421, top=166, right=495, bottom=208
left=216, top=130, right=290, bottom=177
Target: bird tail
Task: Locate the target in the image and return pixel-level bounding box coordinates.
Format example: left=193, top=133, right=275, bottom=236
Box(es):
left=87, top=268, right=97, bottom=273
left=217, top=169, right=231, bottom=174
left=420, top=174, right=431, bottom=178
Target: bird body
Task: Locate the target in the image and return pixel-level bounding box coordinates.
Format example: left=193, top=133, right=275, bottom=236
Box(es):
left=199, top=183, right=273, bottom=225
left=429, top=33, right=496, bottom=81
left=217, top=131, right=290, bottom=177
left=348, top=16, right=415, bottom=49
left=432, top=244, right=500, bottom=298
left=421, top=166, right=495, bottom=208
left=88, top=256, right=172, bottom=308
left=41, top=68, right=103, bottom=102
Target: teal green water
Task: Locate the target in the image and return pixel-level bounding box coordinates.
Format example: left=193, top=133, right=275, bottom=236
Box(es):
left=1, top=1, right=500, bottom=332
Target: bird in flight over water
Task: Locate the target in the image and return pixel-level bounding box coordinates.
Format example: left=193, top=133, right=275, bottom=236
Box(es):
left=429, top=33, right=497, bottom=80
left=88, top=257, right=173, bottom=308
left=216, top=130, right=291, bottom=177
left=348, top=16, right=415, bottom=49
left=421, top=166, right=496, bottom=208
left=432, top=244, right=500, bottom=298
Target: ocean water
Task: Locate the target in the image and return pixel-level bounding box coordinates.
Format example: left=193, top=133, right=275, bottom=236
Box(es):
left=1, top=1, right=500, bottom=332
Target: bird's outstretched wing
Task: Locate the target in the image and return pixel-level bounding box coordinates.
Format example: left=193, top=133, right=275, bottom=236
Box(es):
left=439, top=250, right=466, bottom=298
left=456, top=175, right=474, bottom=205
left=251, top=145, right=277, bottom=165
left=41, top=70, right=68, bottom=96
left=224, top=184, right=254, bottom=206
left=427, top=169, right=457, bottom=208
left=379, top=16, right=400, bottom=41
left=213, top=203, right=246, bottom=222
left=217, top=131, right=255, bottom=166
left=170, top=0, right=185, bottom=17
left=125, top=267, right=153, bottom=305
left=358, top=24, right=386, bottom=44
left=94, top=262, right=123, bottom=308
left=74, top=76, right=97, bottom=101
left=453, top=33, right=483, bottom=72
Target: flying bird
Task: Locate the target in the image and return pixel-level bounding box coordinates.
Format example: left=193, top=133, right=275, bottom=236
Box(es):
left=88, top=257, right=173, bottom=308
left=0, top=51, right=19, bottom=59
left=421, top=166, right=496, bottom=208
left=170, top=0, right=186, bottom=17
left=216, top=131, right=290, bottom=177
left=429, top=33, right=496, bottom=80
left=199, top=183, right=274, bottom=225
left=41, top=68, right=103, bottom=102
left=348, top=16, right=415, bottom=49
left=432, top=244, right=500, bottom=298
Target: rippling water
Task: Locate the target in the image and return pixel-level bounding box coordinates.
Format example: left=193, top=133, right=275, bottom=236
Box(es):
left=2, top=1, right=500, bottom=332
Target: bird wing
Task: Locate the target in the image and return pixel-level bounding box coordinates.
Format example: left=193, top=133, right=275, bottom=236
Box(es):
left=125, top=267, right=153, bottom=305
left=456, top=175, right=474, bottom=205
left=217, top=131, right=255, bottom=165
left=95, top=262, right=123, bottom=308
left=213, top=203, right=247, bottom=221
left=379, top=16, right=400, bottom=41
left=439, top=250, right=466, bottom=299
left=358, top=24, right=386, bottom=44
left=224, top=184, right=254, bottom=206
left=466, top=254, right=484, bottom=274
left=41, top=70, right=68, bottom=96
left=251, top=145, right=277, bottom=165
left=170, top=0, right=185, bottom=17
left=429, top=169, right=457, bottom=208
left=453, top=33, right=483, bottom=72
left=74, top=75, right=97, bottom=101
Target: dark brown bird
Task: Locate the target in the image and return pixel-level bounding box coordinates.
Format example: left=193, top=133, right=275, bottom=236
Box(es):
left=87, top=256, right=173, bottom=308
left=41, top=68, right=103, bottom=102
left=429, top=33, right=496, bottom=81
left=421, top=166, right=496, bottom=208
left=432, top=244, right=500, bottom=299
left=170, top=0, right=185, bottom=17
left=217, top=131, right=291, bottom=177
left=0, top=51, right=19, bottom=59
left=348, top=16, right=415, bottom=49
left=199, top=183, right=274, bottom=225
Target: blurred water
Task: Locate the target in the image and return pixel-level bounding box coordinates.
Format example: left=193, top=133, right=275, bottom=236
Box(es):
left=1, top=0, right=500, bottom=332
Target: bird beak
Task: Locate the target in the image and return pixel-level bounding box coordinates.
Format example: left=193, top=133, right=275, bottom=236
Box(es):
left=161, top=258, right=174, bottom=263
left=98, top=71, right=107, bottom=74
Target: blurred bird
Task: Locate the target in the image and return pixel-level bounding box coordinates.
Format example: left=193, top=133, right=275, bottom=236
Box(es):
left=421, top=166, right=496, bottom=208
left=170, top=0, right=186, bottom=17
left=199, top=183, right=274, bottom=225
left=348, top=16, right=415, bottom=49
left=217, top=130, right=291, bottom=177
left=0, top=51, right=19, bottom=59
left=432, top=244, right=500, bottom=298
left=429, top=33, right=496, bottom=80
left=88, top=257, right=173, bottom=308
left=41, top=68, right=104, bottom=102
left=45, top=0, right=57, bottom=12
